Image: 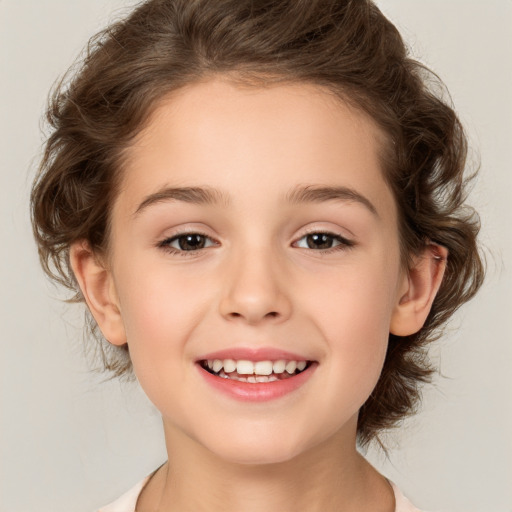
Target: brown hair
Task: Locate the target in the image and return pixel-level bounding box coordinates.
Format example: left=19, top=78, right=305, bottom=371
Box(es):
left=30, top=0, right=484, bottom=446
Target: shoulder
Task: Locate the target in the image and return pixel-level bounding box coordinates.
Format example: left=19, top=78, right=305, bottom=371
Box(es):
left=97, top=475, right=150, bottom=512
left=390, top=481, right=424, bottom=512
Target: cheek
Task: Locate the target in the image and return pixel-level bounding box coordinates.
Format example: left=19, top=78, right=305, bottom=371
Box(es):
left=115, top=271, right=214, bottom=420
left=115, top=265, right=211, bottom=376
left=305, top=256, right=400, bottom=401
left=311, top=254, right=399, bottom=339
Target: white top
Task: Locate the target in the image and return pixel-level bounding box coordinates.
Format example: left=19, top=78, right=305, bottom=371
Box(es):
left=98, top=475, right=422, bottom=512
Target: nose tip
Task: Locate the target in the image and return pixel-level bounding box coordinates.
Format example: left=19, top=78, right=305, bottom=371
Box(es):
left=218, top=252, right=292, bottom=325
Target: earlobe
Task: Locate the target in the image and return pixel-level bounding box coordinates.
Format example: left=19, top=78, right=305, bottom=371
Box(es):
left=69, top=241, right=127, bottom=346
left=390, top=243, right=448, bottom=337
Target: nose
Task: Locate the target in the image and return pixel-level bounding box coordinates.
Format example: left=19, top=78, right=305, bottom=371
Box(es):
left=218, top=246, right=292, bottom=326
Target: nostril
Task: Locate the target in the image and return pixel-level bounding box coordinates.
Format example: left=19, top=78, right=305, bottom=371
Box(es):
left=227, top=311, right=279, bottom=320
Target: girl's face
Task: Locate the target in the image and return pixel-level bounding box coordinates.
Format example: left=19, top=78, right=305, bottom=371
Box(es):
left=107, top=79, right=407, bottom=464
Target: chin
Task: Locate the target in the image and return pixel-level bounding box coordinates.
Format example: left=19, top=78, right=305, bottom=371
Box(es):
left=214, top=447, right=303, bottom=466
left=203, top=429, right=314, bottom=467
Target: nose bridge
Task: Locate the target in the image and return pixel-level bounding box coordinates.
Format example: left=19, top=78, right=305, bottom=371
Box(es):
left=219, top=239, right=291, bottom=325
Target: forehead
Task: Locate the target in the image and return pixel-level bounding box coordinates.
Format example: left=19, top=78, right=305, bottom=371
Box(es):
left=116, top=78, right=395, bottom=221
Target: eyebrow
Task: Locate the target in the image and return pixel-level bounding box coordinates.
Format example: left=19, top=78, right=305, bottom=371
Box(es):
left=133, top=184, right=378, bottom=217
left=134, top=186, right=231, bottom=216
left=284, top=184, right=378, bottom=216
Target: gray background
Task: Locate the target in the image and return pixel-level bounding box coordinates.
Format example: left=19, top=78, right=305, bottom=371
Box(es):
left=1, top=1, right=511, bottom=511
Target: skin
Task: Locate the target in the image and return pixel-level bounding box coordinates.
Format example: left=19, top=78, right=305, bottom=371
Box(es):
left=71, top=78, right=446, bottom=511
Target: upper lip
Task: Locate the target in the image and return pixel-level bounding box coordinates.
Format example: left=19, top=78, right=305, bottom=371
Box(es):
left=196, top=347, right=313, bottom=362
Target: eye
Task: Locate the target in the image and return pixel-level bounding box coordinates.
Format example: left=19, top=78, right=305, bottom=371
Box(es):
left=294, top=232, right=354, bottom=251
left=159, top=233, right=217, bottom=253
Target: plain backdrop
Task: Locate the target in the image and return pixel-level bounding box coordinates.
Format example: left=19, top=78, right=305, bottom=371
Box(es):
left=1, top=1, right=511, bottom=511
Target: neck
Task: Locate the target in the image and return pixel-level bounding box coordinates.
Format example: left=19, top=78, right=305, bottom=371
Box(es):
left=137, top=420, right=394, bottom=512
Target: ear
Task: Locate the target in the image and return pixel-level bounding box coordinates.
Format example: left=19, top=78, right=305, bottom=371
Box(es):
left=390, top=243, right=448, bottom=336
left=69, top=241, right=127, bottom=346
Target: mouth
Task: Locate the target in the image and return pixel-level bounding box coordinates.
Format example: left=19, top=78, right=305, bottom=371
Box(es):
left=199, top=358, right=313, bottom=383
left=196, top=348, right=318, bottom=401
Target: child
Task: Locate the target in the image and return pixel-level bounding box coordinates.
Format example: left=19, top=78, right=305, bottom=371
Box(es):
left=30, top=0, right=484, bottom=510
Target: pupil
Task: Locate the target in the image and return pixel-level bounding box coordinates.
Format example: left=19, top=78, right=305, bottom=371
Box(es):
left=179, top=234, right=205, bottom=250
left=307, top=233, right=333, bottom=249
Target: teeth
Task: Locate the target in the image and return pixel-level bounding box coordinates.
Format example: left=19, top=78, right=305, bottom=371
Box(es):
left=272, top=360, right=286, bottom=373
left=256, top=375, right=272, bottom=383
left=236, top=360, right=254, bottom=375
left=285, top=361, right=297, bottom=374
left=223, top=359, right=237, bottom=373
left=217, top=370, right=279, bottom=383
left=254, top=361, right=273, bottom=375
left=203, top=358, right=309, bottom=377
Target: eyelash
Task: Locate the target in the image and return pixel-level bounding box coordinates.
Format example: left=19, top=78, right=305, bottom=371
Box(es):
left=157, top=230, right=355, bottom=257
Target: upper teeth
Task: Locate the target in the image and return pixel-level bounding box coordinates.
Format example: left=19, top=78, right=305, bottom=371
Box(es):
left=206, top=359, right=307, bottom=375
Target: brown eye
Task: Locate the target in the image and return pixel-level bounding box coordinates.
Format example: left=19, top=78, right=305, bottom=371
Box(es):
left=161, top=233, right=216, bottom=252
left=294, top=232, right=353, bottom=251
left=177, top=234, right=206, bottom=250
left=305, top=233, right=335, bottom=249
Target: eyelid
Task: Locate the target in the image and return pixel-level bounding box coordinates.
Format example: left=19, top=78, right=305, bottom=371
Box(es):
left=294, top=226, right=354, bottom=243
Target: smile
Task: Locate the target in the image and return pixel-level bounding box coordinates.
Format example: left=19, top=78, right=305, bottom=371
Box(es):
left=200, top=359, right=311, bottom=383
left=196, top=352, right=317, bottom=402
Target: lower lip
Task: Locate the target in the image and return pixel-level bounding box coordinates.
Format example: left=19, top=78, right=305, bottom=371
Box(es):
left=196, top=363, right=317, bottom=402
